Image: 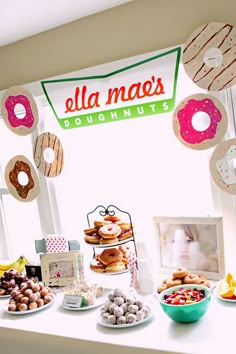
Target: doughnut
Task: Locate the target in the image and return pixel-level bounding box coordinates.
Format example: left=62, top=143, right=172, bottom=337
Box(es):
left=117, top=316, right=127, bottom=324
left=114, top=296, right=125, bottom=306
left=210, top=138, right=236, bottom=194
left=118, top=245, right=128, bottom=255
left=5, top=155, right=40, bottom=202
left=118, top=230, right=133, bottom=241
left=183, top=274, right=200, bottom=284
left=104, top=215, right=121, bottom=222
left=183, top=22, right=236, bottom=91
left=105, top=262, right=126, bottom=273
left=84, top=235, right=100, bottom=244
left=99, top=237, right=119, bottom=244
left=172, top=268, right=189, bottom=279
left=99, top=248, right=123, bottom=265
left=98, top=223, right=122, bottom=239
left=93, top=220, right=111, bottom=228
left=116, top=222, right=132, bottom=231
left=84, top=227, right=98, bottom=236
left=89, top=261, right=105, bottom=273
left=198, top=279, right=211, bottom=288
left=157, top=284, right=168, bottom=293
left=173, top=94, right=228, bottom=150
left=1, top=86, right=38, bottom=135
left=166, top=278, right=182, bottom=288
left=33, top=132, right=64, bottom=177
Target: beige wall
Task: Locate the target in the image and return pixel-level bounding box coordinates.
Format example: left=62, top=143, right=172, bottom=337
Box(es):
left=0, top=0, right=236, bottom=90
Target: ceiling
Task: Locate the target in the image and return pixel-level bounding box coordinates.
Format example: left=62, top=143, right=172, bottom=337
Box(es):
left=0, top=0, right=132, bottom=47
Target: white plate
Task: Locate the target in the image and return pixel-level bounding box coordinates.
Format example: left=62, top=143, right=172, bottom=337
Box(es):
left=85, top=237, right=133, bottom=248
left=61, top=294, right=107, bottom=311
left=91, top=269, right=128, bottom=276
left=0, top=293, right=10, bottom=299
left=98, top=313, right=153, bottom=328
left=215, top=291, right=236, bottom=303
left=5, top=297, right=54, bottom=315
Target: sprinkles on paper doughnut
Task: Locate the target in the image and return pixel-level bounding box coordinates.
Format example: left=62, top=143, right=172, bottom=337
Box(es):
left=210, top=139, right=236, bottom=195
left=173, top=94, right=228, bottom=150
left=183, top=22, right=236, bottom=91
left=1, top=86, right=39, bottom=136
left=33, top=132, right=64, bottom=177
left=4, top=155, right=40, bottom=202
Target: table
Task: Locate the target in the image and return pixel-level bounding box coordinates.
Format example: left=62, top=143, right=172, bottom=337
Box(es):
left=0, top=289, right=231, bottom=354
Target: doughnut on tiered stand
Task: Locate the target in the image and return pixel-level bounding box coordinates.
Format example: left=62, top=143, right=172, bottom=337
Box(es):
left=83, top=205, right=137, bottom=275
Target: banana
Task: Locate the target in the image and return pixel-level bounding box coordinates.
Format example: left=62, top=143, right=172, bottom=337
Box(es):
left=0, top=256, right=29, bottom=277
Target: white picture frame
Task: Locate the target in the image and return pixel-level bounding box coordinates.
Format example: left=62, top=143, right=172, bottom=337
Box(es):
left=40, top=251, right=78, bottom=287
left=153, top=216, right=225, bottom=280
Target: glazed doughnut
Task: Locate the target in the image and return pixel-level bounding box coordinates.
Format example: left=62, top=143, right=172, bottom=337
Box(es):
left=1, top=86, right=38, bottom=136
left=104, top=215, right=121, bottom=222
left=83, top=227, right=98, bottom=236
left=116, top=222, right=132, bottom=231
left=94, top=220, right=111, bottom=228
left=210, top=138, right=236, bottom=195
left=118, top=245, right=128, bottom=256
left=5, top=155, right=40, bottom=202
left=183, top=274, right=200, bottom=284
left=99, top=248, right=123, bottom=266
left=118, top=230, right=133, bottom=241
left=84, top=235, right=100, bottom=244
left=98, top=223, right=122, bottom=239
left=166, top=278, right=182, bottom=288
left=90, top=261, right=105, bottom=273
left=157, top=284, right=168, bottom=293
left=172, top=268, right=189, bottom=279
left=121, top=257, right=129, bottom=265
left=105, top=262, right=126, bottom=273
left=33, top=132, right=64, bottom=177
left=173, top=94, right=228, bottom=150
left=183, top=22, right=236, bottom=91
left=100, top=237, right=119, bottom=244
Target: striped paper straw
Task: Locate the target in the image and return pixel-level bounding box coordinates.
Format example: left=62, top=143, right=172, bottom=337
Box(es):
left=128, top=251, right=139, bottom=290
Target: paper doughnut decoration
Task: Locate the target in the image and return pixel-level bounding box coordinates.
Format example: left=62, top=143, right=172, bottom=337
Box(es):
left=173, top=94, right=228, bottom=150
left=33, top=132, right=64, bottom=177
left=5, top=155, right=40, bottom=202
left=1, top=86, right=39, bottom=136
left=183, top=22, right=236, bottom=91
left=210, top=138, right=236, bottom=195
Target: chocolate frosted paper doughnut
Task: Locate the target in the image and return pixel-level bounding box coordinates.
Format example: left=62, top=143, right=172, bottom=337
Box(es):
left=33, top=132, right=64, bottom=177
left=5, top=155, right=40, bottom=202
left=210, top=138, right=236, bottom=195
left=173, top=93, right=228, bottom=150
left=183, top=22, right=236, bottom=91
left=1, top=86, right=38, bottom=135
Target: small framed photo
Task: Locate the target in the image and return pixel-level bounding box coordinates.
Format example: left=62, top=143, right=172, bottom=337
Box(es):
left=153, top=216, right=225, bottom=280
left=40, top=251, right=78, bottom=287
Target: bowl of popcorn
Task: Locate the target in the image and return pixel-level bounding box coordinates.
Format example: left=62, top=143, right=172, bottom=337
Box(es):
left=98, top=288, right=152, bottom=327
left=158, top=284, right=211, bottom=323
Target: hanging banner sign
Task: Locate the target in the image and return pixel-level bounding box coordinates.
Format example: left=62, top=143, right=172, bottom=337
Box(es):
left=41, top=46, right=181, bottom=129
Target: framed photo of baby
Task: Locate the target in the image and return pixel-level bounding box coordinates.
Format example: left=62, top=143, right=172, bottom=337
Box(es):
left=153, top=216, right=225, bottom=280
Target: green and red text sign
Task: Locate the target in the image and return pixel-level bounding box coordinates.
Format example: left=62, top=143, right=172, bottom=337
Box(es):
left=41, top=47, right=181, bottom=129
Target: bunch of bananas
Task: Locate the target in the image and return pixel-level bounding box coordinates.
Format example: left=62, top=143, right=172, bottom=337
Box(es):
left=0, top=255, right=29, bottom=278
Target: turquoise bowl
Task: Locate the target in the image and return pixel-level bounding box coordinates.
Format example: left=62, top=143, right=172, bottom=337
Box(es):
left=158, top=284, right=211, bottom=323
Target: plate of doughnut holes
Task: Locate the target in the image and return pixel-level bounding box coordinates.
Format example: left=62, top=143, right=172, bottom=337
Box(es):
left=84, top=214, right=134, bottom=247
left=156, top=268, right=211, bottom=294
left=98, top=288, right=152, bottom=328
left=90, top=246, right=130, bottom=274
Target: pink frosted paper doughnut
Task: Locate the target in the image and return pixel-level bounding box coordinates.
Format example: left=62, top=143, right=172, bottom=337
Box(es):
left=183, top=22, right=236, bottom=91
left=33, top=132, right=64, bottom=177
left=1, top=86, right=38, bottom=135
left=210, top=138, right=236, bottom=195
left=173, top=94, right=228, bottom=150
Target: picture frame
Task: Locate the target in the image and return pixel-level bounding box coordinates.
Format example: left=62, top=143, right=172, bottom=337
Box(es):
left=40, top=251, right=78, bottom=287
left=153, top=216, right=225, bottom=280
